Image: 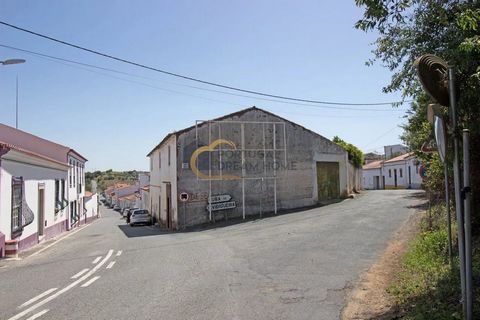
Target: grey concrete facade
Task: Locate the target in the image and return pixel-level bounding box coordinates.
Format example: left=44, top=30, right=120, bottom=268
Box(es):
left=149, top=107, right=354, bottom=229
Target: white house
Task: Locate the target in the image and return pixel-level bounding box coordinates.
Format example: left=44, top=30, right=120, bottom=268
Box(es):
left=139, top=186, right=150, bottom=210
left=362, top=160, right=384, bottom=190
left=383, top=152, right=423, bottom=189
left=0, top=123, right=89, bottom=257
left=67, top=150, right=88, bottom=229
left=83, top=191, right=98, bottom=224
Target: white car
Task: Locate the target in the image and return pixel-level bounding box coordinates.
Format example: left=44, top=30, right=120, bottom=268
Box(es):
left=129, top=209, right=151, bottom=226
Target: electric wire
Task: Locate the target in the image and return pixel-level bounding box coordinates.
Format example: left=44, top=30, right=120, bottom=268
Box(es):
left=0, top=44, right=409, bottom=113
left=0, top=21, right=411, bottom=107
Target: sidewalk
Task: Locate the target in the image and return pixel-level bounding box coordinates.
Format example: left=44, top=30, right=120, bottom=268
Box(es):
left=0, top=217, right=99, bottom=266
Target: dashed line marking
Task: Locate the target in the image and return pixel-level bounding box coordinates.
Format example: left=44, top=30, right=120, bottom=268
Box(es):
left=71, top=268, right=89, bottom=279
left=116, top=250, right=122, bottom=256
left=18, top=288, right=57, bottom=309
left=106, top=261, right=116, bottom=269
left=92, top=256, right=102, bottom=264
left=8, top=249, right=113, bottom=320
left=81, top=276, right=100, bottom=288
left=25, top=309, right=49, bottom=320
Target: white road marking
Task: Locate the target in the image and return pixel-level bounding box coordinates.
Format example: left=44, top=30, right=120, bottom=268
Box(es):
left=71, top=268, right=89, bottom=279
left=92, top=256, right=102, bottom=264
left=116, top=250, right=122, bottom=256
left=80, top=276, right=100, bottom=288
left=18, top=288, right=57, bottom=309
left=25, top=309, right=49, bottom=320
left=106, top=261, right=116, bottom=269
left=8, top=249, right=114, bottom=320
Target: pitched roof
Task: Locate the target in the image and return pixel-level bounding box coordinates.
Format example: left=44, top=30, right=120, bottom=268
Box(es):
left=84, top=191, right=94, bottom=198
left=0, top=122, right=87, bottom=164
left=118, top=193, right=139, bottom=201
left=385, top=152, right=414, bottom=164
left=0, top=140, right=70, bottom=167
left=362, top=160, right=384, bottom=170
left=147, top=106, right=344, bottom=156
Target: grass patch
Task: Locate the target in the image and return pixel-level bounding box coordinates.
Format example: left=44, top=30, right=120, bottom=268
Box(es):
left=388, top=204, right=480, bottom=319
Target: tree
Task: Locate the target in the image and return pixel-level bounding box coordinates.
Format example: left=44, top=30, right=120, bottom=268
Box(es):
left=355, top=0, right=480, bottom=230
left=332, top=136, right=364, bottom=168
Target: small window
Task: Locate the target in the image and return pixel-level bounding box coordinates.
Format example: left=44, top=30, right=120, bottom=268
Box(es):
left=61, top=179, right=65, bottom=201
left=150, top=157, right=153, bottom=171
left=400, top=168, right=403, bottom=177
left=168, top=145, right=171, bottom=166
left=389, top=169, right=391, bottom=178
left=11, top=177, right=23, bottom=236
left=55, top=179, right=60, bottom=209
left=69, top=160, right=73, bottom=187
left=159, top=152, right=161, bottom=169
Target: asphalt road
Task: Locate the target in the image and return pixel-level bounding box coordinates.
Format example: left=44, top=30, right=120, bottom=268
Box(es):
left=0, top=189, right=425, bottom=320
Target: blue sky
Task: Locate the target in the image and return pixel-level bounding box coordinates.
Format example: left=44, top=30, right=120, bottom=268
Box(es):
left=0, top=1, right=408, bottom=171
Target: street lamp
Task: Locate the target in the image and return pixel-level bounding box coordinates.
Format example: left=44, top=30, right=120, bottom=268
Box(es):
left=0, top=58, right=26, bottom=129
left=0, top=59, right=26, bottom=66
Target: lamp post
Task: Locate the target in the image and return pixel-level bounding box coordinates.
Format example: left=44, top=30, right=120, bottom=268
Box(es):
left=1, top=58, right=26, bottom=129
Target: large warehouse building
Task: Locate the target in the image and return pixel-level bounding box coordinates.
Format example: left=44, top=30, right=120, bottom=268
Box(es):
left=147, top=107, right=360, bottom=229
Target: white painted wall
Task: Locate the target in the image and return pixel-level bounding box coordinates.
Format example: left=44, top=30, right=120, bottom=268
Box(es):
left=363, top=168, right=382, bottom=190
left=384, top=157, right=422, bottom=189
left=0, top=151, right=68, bottom=245
left=84, top=194, right=98, bottom=220
left=67, top=154, right=86, bottom=228
left=140, top=189, right=150, bottom=210
left=149, top=135, right=178, bottom=227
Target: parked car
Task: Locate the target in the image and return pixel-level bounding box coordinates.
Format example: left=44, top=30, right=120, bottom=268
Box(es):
left=126, top=208, right=139, bottom=222
left=113, top=205, right=121, bottom=211
left=129, top=209, right=151, bottom=226
left=123, top=207, right=138, bottom=219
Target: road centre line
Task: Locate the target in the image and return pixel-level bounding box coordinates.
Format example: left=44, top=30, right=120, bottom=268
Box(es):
left=106, top=261, right=116, bottom=269
left=18, top=288, right=57, bottom=309
left=92, top=256, right=102, bottom=264
left=116, top=250, right=122, bottom=256
left=80, top=276, right=100, bottom=288
left=25, top=309, right=49, bottom=320
left=71, top=268, right=89, bottom=279
left=8, top=249, right=114, bottom=320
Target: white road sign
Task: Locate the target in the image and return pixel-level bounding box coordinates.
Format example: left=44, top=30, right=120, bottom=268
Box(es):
left=208, top=194, right=232, bottom=204
left=206, top=201, right=236, bottom=211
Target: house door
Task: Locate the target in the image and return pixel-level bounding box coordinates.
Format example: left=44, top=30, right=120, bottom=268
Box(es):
left=166, top=183, right=172, bottom=229
left=38, top=185, right=45, bottom=237
left=316, top=162, right=340, bottom=201
left=374, top=176, right=380, bottom=190
left=394, top=169, right=398, bottom=187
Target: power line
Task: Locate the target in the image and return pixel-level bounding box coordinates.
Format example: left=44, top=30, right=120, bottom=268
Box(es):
left=0, top=44, right=409, bottom=112
left=0, top=21, right=411, bottom=107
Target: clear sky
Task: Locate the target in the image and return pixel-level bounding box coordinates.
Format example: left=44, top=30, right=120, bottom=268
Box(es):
left=0, top=1, right=408, bottom=171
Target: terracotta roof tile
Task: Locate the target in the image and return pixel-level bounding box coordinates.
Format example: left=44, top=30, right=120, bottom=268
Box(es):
left=385, top=152, right=413, bottom=163
left=362, top=160, right=384, bottom=170
left=0, top=122, right=87, bottom=163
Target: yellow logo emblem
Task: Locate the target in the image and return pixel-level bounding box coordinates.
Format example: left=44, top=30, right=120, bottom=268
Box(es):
left=190, top=139, right=241, bottom=180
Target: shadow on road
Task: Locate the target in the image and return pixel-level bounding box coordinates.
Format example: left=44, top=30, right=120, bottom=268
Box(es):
left=116, top=201, right=341, bottom=238
left=117, top=224, right=172, bottom=238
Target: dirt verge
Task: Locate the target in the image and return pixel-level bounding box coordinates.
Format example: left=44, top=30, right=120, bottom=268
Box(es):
left=341, top=209, right=424, bottom=320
